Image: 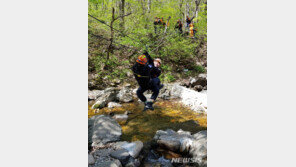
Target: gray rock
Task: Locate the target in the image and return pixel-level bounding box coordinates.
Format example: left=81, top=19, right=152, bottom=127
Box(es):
left=88, top=116, right=96, bottom=145
left=197, top=73, right=207, bottom=87
left=189, top=77, right=197, bottom=85
left=90, top=115, right=122, bottom=147
left=121, top=141, right=143, bottom=158
left=158, top=83, right=207, bottom=113
left=88, top=90, right=104, bottom=100
left=154, top=129, right=194, bottom=152
left=112, top=141, right=129, bottom=149
left=188, top=74, right=207, bottom=88
left=157, top=139, right=180, bottom=152
left=92, top=87, right=119, bottom=109
left=125, top=157, right=140, bottom=167
left=117, top=87, right=133, bottom=103
left=108, top=102, right=122, bottom=108
left=92, top=148, right=121, bottom=167
left=154, top=129, right=207, bottom=167
left=180, top=79, right=190, bottom=87
left=194, top=85, right=203, bottom=92
left=112, top=114, right=128, bottom=123
left=190, top=131, right=207, bottom=167
left=158, top=84, right=183, bottom=100
left=88, top=154, right=95, bottom=165
left=110, top=148, right=130, bottom=165
left=92, top=148, right=114, bottom=160
left=123, top=83, right=131, bottom=87
left=95, top=159, right=122, bottom=167
left=124, top=110, right=132, bottom=115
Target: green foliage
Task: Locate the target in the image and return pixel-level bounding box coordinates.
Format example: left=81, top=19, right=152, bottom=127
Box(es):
left=194, top=65, right=206, bottom=73
left=88, top=0, right=207, bottom=84
left=161, top=72, right=176, bottom=83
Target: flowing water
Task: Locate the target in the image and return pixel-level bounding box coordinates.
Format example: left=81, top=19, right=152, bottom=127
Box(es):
left=88, top=100, right=207, bottom=142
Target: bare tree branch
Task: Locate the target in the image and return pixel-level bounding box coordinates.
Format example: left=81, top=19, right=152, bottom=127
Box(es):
left=114, top=12, right=132, bottom=21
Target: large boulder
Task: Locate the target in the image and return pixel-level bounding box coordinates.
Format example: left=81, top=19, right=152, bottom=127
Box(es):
left=117, top=86, right=134, bottom=103
left=190, top=131, right=207, bottom=167
left=158, top=84, right=183, bottom=100
left=158, top=83, right=207, bottom=113
left=92, top=87, right=119, bottom=109
left=153, top=129, right=207, bottom=167
left=153, top=129, right=194, bottom=153
left=91, top=141, right=143, bottom=167
left=89, top=115, right=122, bottom=147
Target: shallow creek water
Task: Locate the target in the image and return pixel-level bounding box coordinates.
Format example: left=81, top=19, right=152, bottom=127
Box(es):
left=88, top=100, right=207, bottom=142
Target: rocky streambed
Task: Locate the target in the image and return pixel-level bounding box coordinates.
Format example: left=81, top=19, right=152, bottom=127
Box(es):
left=88, top=82, right=207, bottom=167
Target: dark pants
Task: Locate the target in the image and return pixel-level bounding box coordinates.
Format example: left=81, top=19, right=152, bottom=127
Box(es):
left=136, top=77, right=161, bottom=102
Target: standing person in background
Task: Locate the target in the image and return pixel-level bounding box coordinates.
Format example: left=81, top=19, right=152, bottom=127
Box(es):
left=154, top=17, right=160, bottom=34
left=175, top=19, right=183, bottom=34
left=189, top=23, right=197, bottom=38
left=186, top=16, right=195, bottom=28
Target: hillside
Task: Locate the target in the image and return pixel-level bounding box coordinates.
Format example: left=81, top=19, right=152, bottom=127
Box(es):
left=88, top=0, right=207, bottom=90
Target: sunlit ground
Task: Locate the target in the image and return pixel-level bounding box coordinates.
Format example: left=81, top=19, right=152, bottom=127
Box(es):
left=88, top=100, right=207, bottom=142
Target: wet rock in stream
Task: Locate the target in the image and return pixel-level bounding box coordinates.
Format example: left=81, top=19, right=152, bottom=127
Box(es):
left=92, top=87, right=119, bottom=109
left=153, top=129, right=207, bottom=167
left=88, top=84, right=207, bottom=167
left=108, top=102, right=122, bottom=108
left=89, top=115, right=122, bottom=147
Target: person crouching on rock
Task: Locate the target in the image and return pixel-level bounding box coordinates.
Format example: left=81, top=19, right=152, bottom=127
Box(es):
left=132, top=51, right=163, bottom=111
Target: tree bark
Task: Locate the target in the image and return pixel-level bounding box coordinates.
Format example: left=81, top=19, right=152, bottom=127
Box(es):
left=185, top=2, right=189, bottom=19
left=194, top=0, right=201, bottom=21
left=179, top=0, right=184, bottom=24
left=119, top=0, right=125, bottom=32
left=164, top=16, right=171, bottom=34
left=147, top=0, right=151, bottom=13
left=107, top=8, right=115, bottom=60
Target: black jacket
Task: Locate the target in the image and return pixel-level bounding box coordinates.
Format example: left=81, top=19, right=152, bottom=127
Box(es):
left=132, top=52, right=161, bottom=87
left=150, top=65, right=161, bottom=78
left=144, top=52, right=161, bottom=78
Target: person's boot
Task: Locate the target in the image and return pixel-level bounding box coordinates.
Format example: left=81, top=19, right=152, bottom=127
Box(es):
left=144, top=101, right=154, bottom=111
left=147, top=101, right=154, bottom=110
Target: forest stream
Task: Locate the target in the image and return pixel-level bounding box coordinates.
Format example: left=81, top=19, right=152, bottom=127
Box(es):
left=88, top=100, right=207, bottom=142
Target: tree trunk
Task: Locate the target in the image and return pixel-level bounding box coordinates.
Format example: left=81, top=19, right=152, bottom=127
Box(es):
left=185, top=2, right=189, bottom=19
left=194, top=0, right=201, bottom=21
left=119, top=0, right=125, bottom=32
left=164, top=16, right=171, bottom=34
left=140, top=0, right=148, bottom=28
left=107, top=8, right=115, bottom=60
left=179, top=0, right=184, bottom=24
left=147, top=0, right=151, bottom=13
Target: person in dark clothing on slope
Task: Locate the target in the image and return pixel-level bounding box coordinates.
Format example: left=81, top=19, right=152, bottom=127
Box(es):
left=154, top=17, right=160, bottom=34
left=132, top=51, right=163, bottom=111
left=186, top=16, right=195, bottom=27
left=175, top=19, right=183, bottom=34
